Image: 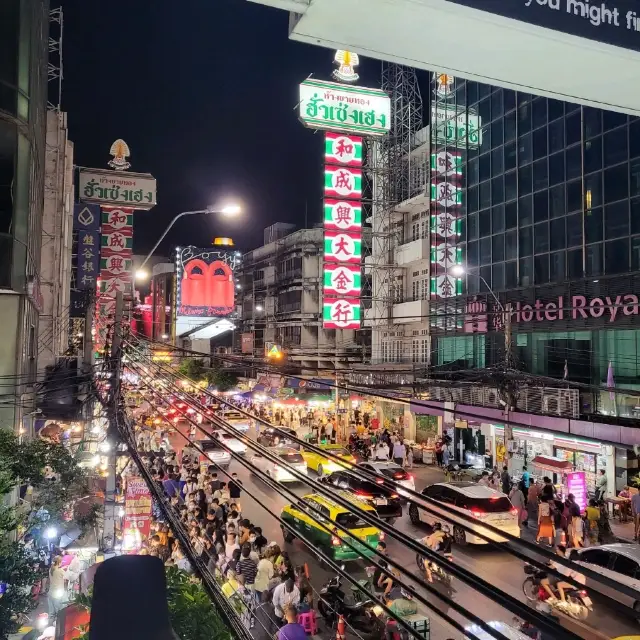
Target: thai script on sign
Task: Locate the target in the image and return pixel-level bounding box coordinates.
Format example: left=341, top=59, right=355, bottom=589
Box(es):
left=300, top=79, right=391, bottom=136
left=83, top=179, right=153, bottom=205
left=79, top=169, right=156, bottom=210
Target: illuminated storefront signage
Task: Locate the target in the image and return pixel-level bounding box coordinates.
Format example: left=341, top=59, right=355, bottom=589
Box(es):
left=299, top=79, right=391, bottom=136
left=322, top=298, right=361, bottom=330
left=323, top=264, right=361, bottom=296
left=324, top=199, right=362, bottom=231
left=79, top=168, right=156, bottom=210
left=324, top=231, right=362, bottom=263
left=566, top=471, right=587, bottom=512
left=324, top=166, right=363, bottom=199
left=325, top=133, right=363, bottom=166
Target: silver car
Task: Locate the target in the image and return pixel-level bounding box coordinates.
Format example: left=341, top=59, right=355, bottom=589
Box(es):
left=569, top=543, right=640, bottom=614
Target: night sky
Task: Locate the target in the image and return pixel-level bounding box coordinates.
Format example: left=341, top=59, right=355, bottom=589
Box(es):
left=59, top=0, right=385, bottom=255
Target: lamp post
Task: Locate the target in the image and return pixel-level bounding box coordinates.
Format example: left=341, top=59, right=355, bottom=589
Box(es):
left=135, top=205, right=241, bottom=280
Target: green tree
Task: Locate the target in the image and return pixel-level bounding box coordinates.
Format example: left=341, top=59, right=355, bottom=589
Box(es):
left=74, top=566, right=233, bottom=640
left=0, top=431, right=92, bottom=639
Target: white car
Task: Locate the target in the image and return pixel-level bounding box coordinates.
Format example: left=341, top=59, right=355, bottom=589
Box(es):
left=212, top=430, right=247, bottom=455
left=464, top=621, right=531, bottom=640
left=357, top=461, right=416, bottom=498
left=196, top=440, right=231, bottom=469
left=249, top=447, right=308, bottom=483
left=218, top=410, right=250, bottom=432
left=408, top=482, right=520, bottom=545
left=569, top=543, right=640, bottom=614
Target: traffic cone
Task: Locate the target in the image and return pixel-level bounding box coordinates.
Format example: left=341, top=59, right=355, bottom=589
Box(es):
left=336, top=614, right=346, bottom=640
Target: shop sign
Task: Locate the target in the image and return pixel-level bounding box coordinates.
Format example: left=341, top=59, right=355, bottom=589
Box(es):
left=322, top=297, right=361, bottom=329
left=122, top=476, right=152, bottom=552
left=323, top=263, right=361, bottom=296
left=73, top=204, right=101, bottom=232
left=299, top=79, right=391, bottom=136
left=431, top=106, right=482, bottom=149
left=325, top=133, right=363, bottom=166
left=431, top=212, right=462, bottom=237
left=444, top=0, right=640, bottom=54
left=101, top=208, right=134, bottom=231
left=324, top=230, right=362, bottom=263
left=79, top=168, right=156, bottom=210
left=324, top=199, right=362, bottom=231
left=566, top=471, right=587, bottom=512
left=101, top=231, right=133, bottom=252
left=431, top=274, right=463, bottom=299
left=333, top=50, right=360, bottom=83
left=77, top=231, right=100, bottom=290
left=100, top=255, right=132, bottom=277
left=241, top=332, right=253, bottom=354
left=508, top=294, right=639, bottom=324
left=431, top=243, right=463, bottom=269
left=324, top=166, right=362, bottom=199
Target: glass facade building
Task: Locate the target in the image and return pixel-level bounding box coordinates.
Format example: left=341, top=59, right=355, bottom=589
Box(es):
left=434, top=79, right=640, bottom=404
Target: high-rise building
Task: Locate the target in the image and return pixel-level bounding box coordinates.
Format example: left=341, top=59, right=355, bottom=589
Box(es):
left=0, top=0, right=50, bottom=433
left=367, top=73, right=640, bottom=419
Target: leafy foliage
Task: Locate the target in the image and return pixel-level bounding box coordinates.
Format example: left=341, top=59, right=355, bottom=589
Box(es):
left=74, top=566, right=233, bottom=640
left=176, top=359, right=237, bottom=393
left=0, top=431, right=90, bottom=639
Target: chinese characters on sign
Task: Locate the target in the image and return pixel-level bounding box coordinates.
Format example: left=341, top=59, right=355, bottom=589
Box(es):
left=299, top=79, right=391, bottom=137
left=77, top=232, right=100, bottom=290
left=322, top=131, right=364, bottom=329
left=322, top=298, right=362, bottom=330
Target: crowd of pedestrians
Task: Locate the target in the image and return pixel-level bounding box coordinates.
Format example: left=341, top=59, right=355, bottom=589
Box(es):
left=133, top=422, right=316, bottom=638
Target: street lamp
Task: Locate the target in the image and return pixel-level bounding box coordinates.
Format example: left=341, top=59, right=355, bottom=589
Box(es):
left=136, top=204, right=241, bottom=278
left=451, top=265, right=502, bottom=310
left=255, top=305, right=264, bottom=312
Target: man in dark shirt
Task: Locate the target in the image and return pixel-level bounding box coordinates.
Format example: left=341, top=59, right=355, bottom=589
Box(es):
left=228, top=473, right=242, bottom=505
left=209, top=470, right=220, bottom=492
left=162, top=473, right=181, bottom=499
left=372, top=541, right=393, bottom=595
left=236, top=544, right=257, bottom=587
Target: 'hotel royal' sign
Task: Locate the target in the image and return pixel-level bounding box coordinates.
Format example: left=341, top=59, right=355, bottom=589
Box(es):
left=79, top=168, right=157, bottom=210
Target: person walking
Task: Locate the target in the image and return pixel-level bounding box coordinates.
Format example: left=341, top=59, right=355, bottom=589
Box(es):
left=375, top=440, right=390, bottom=461
left=509, top=484, right=526, bottom=526
left=434, top=441, right=443, bottom=468
left=500, top=466, right=511, bottom=494
left=536, top=498, right=555, bottom=546
left=595, top=469, right=608, bottom=501
left=392, top=438, right=406, bottom=467
left=632, top=490, right=640, bottom=541
left=524, top=479, right=539, bottom=527
left=566, top=493, right=583, bottom=548
left=405, top=442, right=413, bottom=470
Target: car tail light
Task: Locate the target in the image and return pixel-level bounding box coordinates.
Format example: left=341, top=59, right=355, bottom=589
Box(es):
left=376, top=478, right=384, bottom=484
left=579, top=590, right=588, bottom=597
left=394, top=473, right=406, bottom=480
left=355, top=491, right=373, bottom=499
left=510, top=507, right=518, bottom=515
left=391, top=494, right=399, bottom=500
left=331, top=536, right=341, bottom=546
left=470, top=507, right=487, bottom=518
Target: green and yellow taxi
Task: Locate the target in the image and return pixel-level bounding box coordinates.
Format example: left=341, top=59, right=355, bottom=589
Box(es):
left=300, top=444, right=356, bottom=476
left=280, top=491, right=384, bottom=561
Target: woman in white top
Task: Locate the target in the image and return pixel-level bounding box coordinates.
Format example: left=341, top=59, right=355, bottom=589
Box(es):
left=225, top=532, right=240, bottom=560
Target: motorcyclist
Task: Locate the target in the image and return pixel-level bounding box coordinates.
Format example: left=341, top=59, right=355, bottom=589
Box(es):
left=420, top=522, right=446, bottom=583
left=539, top=546, right=586, bottom=603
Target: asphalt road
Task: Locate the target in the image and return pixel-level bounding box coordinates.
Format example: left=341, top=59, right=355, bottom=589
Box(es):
left=169, top=424, right=639, bottom=639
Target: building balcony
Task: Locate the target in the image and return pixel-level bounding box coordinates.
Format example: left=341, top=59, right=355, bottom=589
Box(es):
left=392, top=299, right=429, bottom=324
left=395, top=238, right=429, bottom=266
left=394, top=189, right=429, bottom=215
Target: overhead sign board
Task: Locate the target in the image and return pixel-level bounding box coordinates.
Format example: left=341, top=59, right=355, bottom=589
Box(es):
left=79, top=168, right=157, bottom=210
left=259, top=0, right=640, bottom=116
left=299, top=79, right=391, bottom=136
left=444, top=0, right=640, bottom=53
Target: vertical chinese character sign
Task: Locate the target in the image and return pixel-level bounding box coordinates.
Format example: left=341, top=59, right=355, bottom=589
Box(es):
left=430, top=79, right=464, bottom=304
left=322, top=133, right=363, bottom=330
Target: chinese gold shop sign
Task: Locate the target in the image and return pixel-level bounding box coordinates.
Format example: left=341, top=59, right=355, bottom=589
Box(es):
left=79, top=168, right=157, bottom=210
left=299, top=79, right=391, bottom=137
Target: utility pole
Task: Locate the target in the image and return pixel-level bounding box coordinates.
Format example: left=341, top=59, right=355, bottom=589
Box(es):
left=102, top=291, right=123, bottom=557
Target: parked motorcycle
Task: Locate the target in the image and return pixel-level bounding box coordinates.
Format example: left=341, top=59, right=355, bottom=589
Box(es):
left=522, top=563, right=592, bottom=621
left=318, top=571, right=385, bottom=639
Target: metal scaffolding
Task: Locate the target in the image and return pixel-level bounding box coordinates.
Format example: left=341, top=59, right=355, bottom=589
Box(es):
left=364, top=63, right=423, bottom=365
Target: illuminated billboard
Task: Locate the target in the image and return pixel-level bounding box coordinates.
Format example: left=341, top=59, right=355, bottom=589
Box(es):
left=175, top=246, right=236, bottom=319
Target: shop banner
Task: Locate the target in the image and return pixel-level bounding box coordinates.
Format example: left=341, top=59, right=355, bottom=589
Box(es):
left=322, top=297, right=361, bottom=329
left=73, top=204, right=101, bottom=232
left=323, top=263, right=361, bottom=296
left=325, top=133, right=363, bottom=167
left=77, top=231, right=100, bottom=290
left=323, top=199, right=362, bottom=232
left=566, top=471, right=587, bottom=512
left=323, top=231, right=362, bottom=263
left=122, top=476, right=152, bottom=552
left=324, top=166, right=362, bottom=199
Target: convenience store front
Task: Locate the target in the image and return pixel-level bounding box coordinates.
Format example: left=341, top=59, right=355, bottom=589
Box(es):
left=488, top=425, right=613, bottom=496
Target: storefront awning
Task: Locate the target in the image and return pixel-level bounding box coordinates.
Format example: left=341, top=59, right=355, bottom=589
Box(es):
left=531, top=455, right=573, bottom=473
